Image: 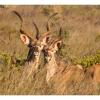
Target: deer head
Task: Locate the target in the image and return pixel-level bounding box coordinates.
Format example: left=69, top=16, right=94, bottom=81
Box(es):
left=45, top=40, right=62, bottom=62
left=43, top=39, right=62, bottom=83
left=43, top=26, right=63, bottom=63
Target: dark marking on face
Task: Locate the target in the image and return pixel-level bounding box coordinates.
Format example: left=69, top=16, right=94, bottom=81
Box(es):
left=26, top=47, right=35, bottom=62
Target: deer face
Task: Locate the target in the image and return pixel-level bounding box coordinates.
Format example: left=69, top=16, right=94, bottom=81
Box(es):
left=20, top=33, right=51, bottom=62
left=44, top=39, right=62, bottom=62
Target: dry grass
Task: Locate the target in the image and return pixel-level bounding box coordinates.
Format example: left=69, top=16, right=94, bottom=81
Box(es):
left=0, top=5, right=100, bottom=95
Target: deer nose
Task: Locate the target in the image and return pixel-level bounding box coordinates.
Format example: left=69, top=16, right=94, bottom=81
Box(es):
left=34, top=52, right=39, bottom=56
left=46, top=56, right=51, bottom=62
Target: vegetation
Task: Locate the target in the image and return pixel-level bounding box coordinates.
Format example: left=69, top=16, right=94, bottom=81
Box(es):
left=73, top=51, right=100, bottom=67
left=0, top=5, right=100, bottom=95
left=0, top=52, right=25, bottom=67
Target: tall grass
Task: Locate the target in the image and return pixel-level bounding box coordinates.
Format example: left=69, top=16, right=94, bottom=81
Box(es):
left=0, top=5, right=100, bottom=95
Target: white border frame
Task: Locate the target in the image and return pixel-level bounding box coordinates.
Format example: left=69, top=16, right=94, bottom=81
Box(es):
left=0, top=0, right=100, bottom=5
left=0, top=0, right=100, bottom=99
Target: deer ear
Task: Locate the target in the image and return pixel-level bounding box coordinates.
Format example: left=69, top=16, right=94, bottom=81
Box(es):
left=42, top=33, right=51, bottom=45
left=20, top=34, right=30, bottom=45
left=57, top=41, right=62, bottom=48
left=45, top=36, right=50, bottom=43
left=55, top=40, right=62, bottom=50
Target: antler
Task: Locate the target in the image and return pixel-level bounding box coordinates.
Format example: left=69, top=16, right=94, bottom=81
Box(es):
left=13, top=11, right=40, bottom=40
left=46, top=13, right=58, bottom=31
left=12, top=11, right=23, bottom=28
left=33, top=21, right=40, bottom=40
left=59, top=26, right=63, bottom=39
left=12, top=11, right=26, bottom=35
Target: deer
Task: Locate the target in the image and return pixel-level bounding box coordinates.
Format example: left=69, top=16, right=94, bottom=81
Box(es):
left=13, top=11, right=84, bottom=86
left=43, top=35, right=64, bottom=83
left=13, top=11, right=60, bottom=79
left=43, top=29, right=84, bottom=84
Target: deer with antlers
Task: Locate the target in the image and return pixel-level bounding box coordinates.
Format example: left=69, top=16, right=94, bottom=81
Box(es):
left=43, top=34, right=64, bottom=83
left=13, top=11, right=62, bottom=79
left=13, top=11, right=83, bottom=85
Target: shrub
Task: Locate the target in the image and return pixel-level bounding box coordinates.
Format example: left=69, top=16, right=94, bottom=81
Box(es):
left=73, top=51, right=100, bottom=67
left=0, top=52, right=25, bottom=67
left=0, top=53, right=11, bottom=65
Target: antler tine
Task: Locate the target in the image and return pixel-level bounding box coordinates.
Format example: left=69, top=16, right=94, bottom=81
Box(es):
left=33, top=21, right=40, bottom=40
left=59, top=27, right=62, bottom=39
left=46, top=13, right=58, bottom=31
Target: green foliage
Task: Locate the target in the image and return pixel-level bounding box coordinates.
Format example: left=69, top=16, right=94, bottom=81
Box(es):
left=73, top=51, right=100, bottom=67
left=0, top=52, right=25, bottom=67
left=0, top=53, right=11, bottom=65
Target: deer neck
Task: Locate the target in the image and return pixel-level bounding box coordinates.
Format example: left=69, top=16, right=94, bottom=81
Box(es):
left=32, top=44, right=44, bottom=70
left=34, top=51, right=42, bottom=70
left=26, top=50, right=42, bottom=79
left=46, top=54, right=58, bottom=83
left=48, top=54, right=57, bottom=66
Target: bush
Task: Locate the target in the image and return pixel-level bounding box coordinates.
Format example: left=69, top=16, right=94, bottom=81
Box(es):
left=0, top=52, right=25, bottom=67
left=0, top=53, right=11, bottom=65
left=73, top=51, right=100, bottom=67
